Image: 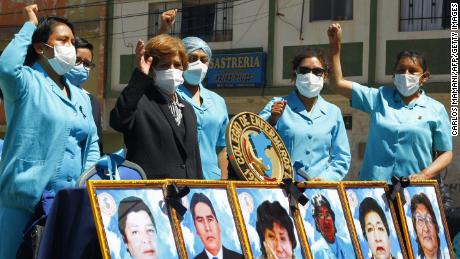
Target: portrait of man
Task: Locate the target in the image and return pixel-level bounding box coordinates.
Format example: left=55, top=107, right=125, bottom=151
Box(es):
left=310, top=194, right=356, bottom=258
left=190, top=192, right=244, bottom=259
left=256, top=200, right=296, bottom=259
left=410, top=193, right=443, bottom=259
left=118, top=196, right=157, bottom=259
left=359, top=197, right=395, bottom=259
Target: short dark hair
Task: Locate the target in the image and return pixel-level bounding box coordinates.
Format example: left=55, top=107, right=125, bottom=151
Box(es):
left=190, top=192, right=217, bottom=221
left=311, top=194, right=336, bottom=231
left=25, top=16, right=75, bottom=66
left=393, top=50, right=428, bottom=73
left=358, top=197, right=390, bottom=240
left=410, top=193, right=440, bottom=257
left=118, top=196, right=156, bottom=242
left=291, top=47, right=328, bottom=80
left=74, top=36, right=93, bottom=54
left=256, top=200, right=297, bottom=257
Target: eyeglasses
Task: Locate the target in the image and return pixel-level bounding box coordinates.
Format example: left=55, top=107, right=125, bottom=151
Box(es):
left=76, top=57, right=96, bottom=71
left=415, top=214, right=434, bottom=227
left=297, top=66, right=326, bottom=76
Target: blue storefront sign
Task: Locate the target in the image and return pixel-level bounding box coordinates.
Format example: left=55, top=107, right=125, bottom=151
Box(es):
left=207, top=52, right=266, bottom=87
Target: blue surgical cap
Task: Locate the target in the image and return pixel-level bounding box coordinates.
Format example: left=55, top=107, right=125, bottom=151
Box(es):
left=182, top=36, right=212, bottom=61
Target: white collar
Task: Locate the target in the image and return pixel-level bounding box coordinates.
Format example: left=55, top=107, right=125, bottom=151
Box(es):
left=205, top=245, right=223, bottom=259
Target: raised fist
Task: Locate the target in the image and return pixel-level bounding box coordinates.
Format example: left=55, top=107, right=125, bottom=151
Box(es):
left=23, top=4, right=39, bottom=25
left=160, top=9, right=177, bottom=29
left=269, top=100, right=287, bottom=125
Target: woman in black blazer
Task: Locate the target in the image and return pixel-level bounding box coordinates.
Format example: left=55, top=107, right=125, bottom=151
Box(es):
left=110, top=34, right=203, bottom=179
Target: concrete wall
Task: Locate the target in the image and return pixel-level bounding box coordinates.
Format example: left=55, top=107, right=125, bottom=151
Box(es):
left=376, top=0, right=450, bottom=83
left=210, top=0, right=268, bottom=51
left=272, top=0, right=371, bottom=86
left=110, top=1, right=150, bottom=92
left=108, top=0, right=269, bottom=93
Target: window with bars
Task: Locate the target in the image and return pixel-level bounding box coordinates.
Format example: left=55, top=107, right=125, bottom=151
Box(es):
left=399, top=0, right=451, bottom=31
left=148, top=1, right=232, bottom=42
left=309, top=0, right=353, bottom=22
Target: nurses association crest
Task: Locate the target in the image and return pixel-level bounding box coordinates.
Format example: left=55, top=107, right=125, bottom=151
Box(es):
left=226, top=112, right=293, bottom=181
left=97, top=192, right=116, bottom=217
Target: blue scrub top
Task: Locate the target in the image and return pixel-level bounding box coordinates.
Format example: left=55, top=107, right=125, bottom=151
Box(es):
left=259, top=91, right=351, bottom=181
left=177, top=84, right=229, bottom=179
left=351, top=82, right=452, bottom=182
left=51, top=98, right=92, bottom=194
left=0, top=22, right=100, bottom=211
left=310, top=234, right=356, bottom=259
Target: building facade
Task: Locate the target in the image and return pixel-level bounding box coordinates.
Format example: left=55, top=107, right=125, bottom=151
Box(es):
left=0, top=0, right=456, bottom=204
left=105, top=0, right=455, bottom=200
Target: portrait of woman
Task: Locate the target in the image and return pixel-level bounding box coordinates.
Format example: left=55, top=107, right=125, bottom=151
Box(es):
left=300, top=188, right=357, bottom=258
left=403, top=186, right=452, bottom=259
left=235, top=187, right=303, bottom=258
left=345, top=186, right=405, bottom=259
left=118, top=196, right=158, bottom=259
left=94, top=188, right=179, bottom=259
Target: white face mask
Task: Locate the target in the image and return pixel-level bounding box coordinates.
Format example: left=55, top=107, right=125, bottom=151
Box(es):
left=154, top=68, right=184, bottom=94
left=183, top=60, right=208, bottom=86
left=393, top=73, right=421, bottom=97
left=45, top=44, right=76, bottom=75
left=295, top=73, right=324, bottom=98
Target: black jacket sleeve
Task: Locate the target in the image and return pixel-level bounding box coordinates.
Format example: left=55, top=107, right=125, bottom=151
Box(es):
left=110, top=68, right=151, bottom=133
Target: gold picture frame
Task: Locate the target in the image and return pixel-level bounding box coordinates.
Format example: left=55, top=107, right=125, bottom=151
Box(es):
left=296, top=181, right=363, bottom=258
left=86, top=180, right=184, bottom=259
left=229, top=180, right=311, bottom=259
left=167, top=180, right=250, bottom=259
left=341, top=181, right=408, bottom=259
left=396, top=180, right=455, bottom=259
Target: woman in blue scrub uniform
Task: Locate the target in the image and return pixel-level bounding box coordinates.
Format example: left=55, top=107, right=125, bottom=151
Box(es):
left=327, top=23, right=452, bottom=182
left=0, top=5, right=99, bottom=257
left=259, top=48, right=351, bottom=181
left=159, top=10, right=229, bottom=180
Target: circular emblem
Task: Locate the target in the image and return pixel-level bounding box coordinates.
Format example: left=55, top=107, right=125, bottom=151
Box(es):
left=226, top=112, right=293, bottom=181
left=97, top=192, right=116, bottom=217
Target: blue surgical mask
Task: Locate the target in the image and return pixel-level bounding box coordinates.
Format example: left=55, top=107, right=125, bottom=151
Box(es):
left=65, top=64, right=89, bottom=87
left=183, top=60, right=208, bottom=86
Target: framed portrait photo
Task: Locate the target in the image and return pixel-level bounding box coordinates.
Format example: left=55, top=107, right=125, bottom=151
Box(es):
left=396, top=180, right=454, bottom=259
left=87, top=180, right=181, bottom=259
left=169, top=180, right=248, bottom=259
left=342, top=181, right=408, bottom=259
left=297, top=182, right=361, bottom=258
left=231, top=181, right=308, bottom=259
